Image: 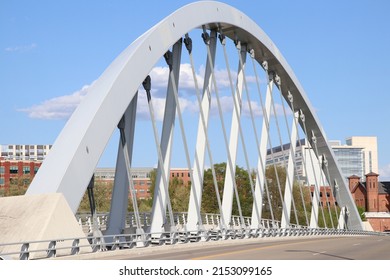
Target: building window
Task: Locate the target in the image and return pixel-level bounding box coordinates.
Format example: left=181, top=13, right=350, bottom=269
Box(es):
left=326, top=192, right=330, bottom=197
left=23, top=166, right=30, bottom=174
left=0, top=178, right=4, bottom=186
left=10, top=166, right=18, bottom=174
left=0, top=167, right=4, bottom=174
left=34, top=167, right=39, bottom=174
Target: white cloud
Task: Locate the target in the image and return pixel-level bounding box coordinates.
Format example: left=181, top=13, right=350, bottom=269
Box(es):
left=18, top=84, right=92, bottom=120
left=379, top=163, right=390, bottom=181
left=149, top=64, right=257, bottom=97
left=149, top=64, right=204, bottom=98
left=5, top=43, right=37, bottom=52
left=136, top=90, right=198, bottom=121
left=19, top=64, right=265, bottom=121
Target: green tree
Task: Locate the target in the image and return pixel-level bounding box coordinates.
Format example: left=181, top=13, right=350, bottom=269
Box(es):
left=133, top=168, right=191, bottom=213
left=200, top=163, right=255, bottom=217
left=357, top=206, right=366, bottom=221
left=3, top=176, right=30, bottom=196
left=201, top=163, right=226, bottom=214
left=262, top=165, right=287, bottom=221
left=77, top=180, right=113, bottom=213
left=169, top=177, right=191, bottom=212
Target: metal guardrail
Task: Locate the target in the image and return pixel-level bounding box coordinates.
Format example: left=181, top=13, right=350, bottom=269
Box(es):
left=0, top=226, right=386, bottom=260
left=75, top=212, right=280, bottom=234
left=1, top=212, right=387, bottom=260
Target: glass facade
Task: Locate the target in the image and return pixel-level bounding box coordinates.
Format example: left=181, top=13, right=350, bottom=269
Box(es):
left=332, top=147, right=364, bottom=180
left=265, top=139, right=368, bottom=183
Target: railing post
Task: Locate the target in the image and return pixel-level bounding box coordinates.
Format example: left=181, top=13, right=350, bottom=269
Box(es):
left=47, top=240, right=57, bottom=258
left=111, top=236, right=120, bottom=250
left=71, top=239, right=80, bottom=255
left=19, top=243, right=29, bottom=260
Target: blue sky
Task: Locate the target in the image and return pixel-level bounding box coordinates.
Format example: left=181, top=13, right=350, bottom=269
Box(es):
left=1, top=0, right=390, bottom=180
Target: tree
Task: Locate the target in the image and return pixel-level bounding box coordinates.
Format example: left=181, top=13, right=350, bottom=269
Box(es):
left=3, top=175, right=30, bottom=197
left=77, top=180, right=113, bottom=213
left=200, top=162, right=254, bottom=217
left=169, top=177, right=191, bottom=212
left=262, top=165, right=287, bottom=221
left=201, top=163, right=226, bottom=214
left=261, top=165, right=314, bottom=227
left=357, top=206, right=366, bottom=221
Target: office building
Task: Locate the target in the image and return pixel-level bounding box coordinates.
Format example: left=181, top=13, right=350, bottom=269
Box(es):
left=265, top=136, right=378, bottom=183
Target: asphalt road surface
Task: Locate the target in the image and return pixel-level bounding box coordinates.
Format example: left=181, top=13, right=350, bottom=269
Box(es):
left=61, top=235, right=390, bottom=260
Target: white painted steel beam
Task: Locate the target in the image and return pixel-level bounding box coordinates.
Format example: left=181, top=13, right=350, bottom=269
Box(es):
left=281, top=111, right=299, bottom=228
left=186, top=31, right=217, bottom=233
left=106, top=94, right=138, bottom=236
left=251, top=80, right=273, bottom=228
left=309, top=149, right=322, bottom=228
left=149, top=40, right=182, bottom=234
left=221, top=45, right=247, bottom=228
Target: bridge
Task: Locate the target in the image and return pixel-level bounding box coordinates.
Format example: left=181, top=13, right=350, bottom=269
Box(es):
left=0, top=1, right=388, bottom=261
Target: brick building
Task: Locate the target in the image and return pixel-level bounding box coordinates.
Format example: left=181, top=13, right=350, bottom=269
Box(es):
left=348, top=173, right=390, bottom=231
left=94, top=167, right=191, bottom=200
left=0, top=158, right=42, bottom=190
left=309, top=186, right=337, bottom=208
left=94, top=167, right=154, bottom=200
left=170, top=168, right=191, bottom=186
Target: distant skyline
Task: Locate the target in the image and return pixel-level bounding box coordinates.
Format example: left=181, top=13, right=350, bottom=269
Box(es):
left=1, top=0, right=390, bottom=180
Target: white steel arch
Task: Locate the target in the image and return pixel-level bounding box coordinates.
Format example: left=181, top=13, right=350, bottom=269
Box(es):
left=26, top=1, right=363, bottom=230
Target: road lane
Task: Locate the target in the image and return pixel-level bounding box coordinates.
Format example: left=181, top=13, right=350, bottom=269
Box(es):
left=57, top=235, right=390, bottom=260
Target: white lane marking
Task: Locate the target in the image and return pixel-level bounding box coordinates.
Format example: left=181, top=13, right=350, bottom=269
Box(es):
left=313, top=251, right=327, bottom=256
left=353, top=243, right=360, bottom=246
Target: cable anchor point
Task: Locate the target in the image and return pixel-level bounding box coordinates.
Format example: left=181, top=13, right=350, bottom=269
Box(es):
left=184, top=34, right=192, bottom=54
left=142, top=75, right=152, bottom=101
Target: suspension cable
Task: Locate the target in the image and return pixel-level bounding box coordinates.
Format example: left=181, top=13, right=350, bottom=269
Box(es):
left=319, top=155, right=336, bottom=228
left=323, top=154, right=340, bottom=223
left=219, top=36, right=260, bottom=226
left=293, top=110, right=319, bottom=227
left=184, top=33, right=226, bottom=230
left=310, top=132, right=329, bottom=228
left=286, top=92, right=310, bottom=226
left=312, top=132, right=334, bottom=228
left=300, top=118, right=327, bottom=228
left=274, top=77, right=299, bottom=226
left=118, top=115, right=142, bottom=230
left=250, top=56, right=276, bottom=225
left=142, top=76, right=175, bottom=230
left=164, top=45, right=204, bottom=231
left=261, top=71, right=290, bottom=226
left=203, top=27, right=245, bottom=228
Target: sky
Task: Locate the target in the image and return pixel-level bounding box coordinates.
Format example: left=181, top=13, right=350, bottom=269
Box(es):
left=1, top=0, right=390, bottom=180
